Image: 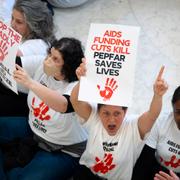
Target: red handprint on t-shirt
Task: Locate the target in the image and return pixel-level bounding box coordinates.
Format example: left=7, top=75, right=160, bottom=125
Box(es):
left=92, top=153, right=116, bottom=174
left=97, top=78, right=118, bottom=101
left=160, top=155, right=180, bottom=169
left=0, top=42, right=8, bottom=62
left=31, top=97, right=51, bottom=121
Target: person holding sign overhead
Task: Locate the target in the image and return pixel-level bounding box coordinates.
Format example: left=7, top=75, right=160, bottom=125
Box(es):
left=132, top=85, right=180, bottom=180
left=70, top=60, right=168, bottom=180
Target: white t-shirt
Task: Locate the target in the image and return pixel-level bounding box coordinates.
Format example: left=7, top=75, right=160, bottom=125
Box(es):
left=18, top=55, right=45, bottom=93
left=19, top=39, right=48, bottom=56
left=80, top=106, right=144, bottom=180
left=146, top=112, right=180, bottom=173
left=17, top=39, right=48, bottom=93
left=28, top=65, right=87, bottom=147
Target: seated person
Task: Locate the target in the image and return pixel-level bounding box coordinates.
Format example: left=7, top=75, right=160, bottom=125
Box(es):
left=0, top=0, right=55, bottom=116
left=0, top=37, right=88, bottom=180
left=132, top=86, right=180, bottom=180
left=70, top=61, right=168, bottom=180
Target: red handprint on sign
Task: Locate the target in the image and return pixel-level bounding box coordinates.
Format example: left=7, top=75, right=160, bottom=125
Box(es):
left=31, top=97, right=51, bottom=121
left=97, top=78, right=118, bottom=101
left=92, top=153, right=116, bottom=174
left=0, top=41, right=8, bottom=62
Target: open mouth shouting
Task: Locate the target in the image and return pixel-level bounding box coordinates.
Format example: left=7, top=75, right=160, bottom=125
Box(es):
left=107, top=124, right=117, bottom=135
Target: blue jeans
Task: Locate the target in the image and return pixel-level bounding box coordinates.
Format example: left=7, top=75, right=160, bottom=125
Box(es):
left=0, top=116, right=32, bottom=180
left=0, top=117, right=80, bottom=180
left=0, top=116, right=32, bottom=143
left=7, top=150, right=79, bottom=180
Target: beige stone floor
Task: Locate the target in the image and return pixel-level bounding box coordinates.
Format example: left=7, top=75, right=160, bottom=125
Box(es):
left=54, top=0, right=180, bottom=114
left=1, top=0, right=180, bottom=114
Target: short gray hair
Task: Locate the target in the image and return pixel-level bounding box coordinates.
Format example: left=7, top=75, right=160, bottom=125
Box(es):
left=13, top=0, right=55, bottom=44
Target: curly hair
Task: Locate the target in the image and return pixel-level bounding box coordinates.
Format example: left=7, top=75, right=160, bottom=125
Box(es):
left=50, top=37, right=84, bottom=82
left=13, top=0, right=55, bottom=44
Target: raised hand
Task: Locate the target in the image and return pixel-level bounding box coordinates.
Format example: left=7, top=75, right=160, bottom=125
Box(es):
left=153, top=66, right=168, bottom=97
left=154, top=170, right=180, bottom=180
left=97, top=77, right=118, bottom=101
left=75, top=58, right=86, bottom=80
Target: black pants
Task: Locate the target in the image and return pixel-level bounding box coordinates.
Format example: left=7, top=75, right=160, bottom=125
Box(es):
left=73, top=165, right=106, bottom=180
left=0, top=82, right=29, bottom=116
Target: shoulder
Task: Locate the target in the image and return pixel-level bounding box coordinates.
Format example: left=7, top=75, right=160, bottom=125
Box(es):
left=124, top=114, right=139, bottom=123
left=21, top=39, right=47, bottom=46
left=21, top=55, right=45, bottom=78
left=63, top=81, right=78, bottom=95
left=154, top=112, right=173, bottom=128
left=83, top=103, right=99, bottom=126
left=123, top=114, right=141, bottom=133
left=146, top=112, right=173, bottom=139
left=19, top=39, right=48, bottom=56
left=66, top=81, right=78, bottom=89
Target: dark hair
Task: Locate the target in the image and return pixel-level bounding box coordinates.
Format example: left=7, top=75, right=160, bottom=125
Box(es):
left=50, top=37, right=84, bottom=82
left=172, top=86, right=180, bottom=105
left=97, top=104, right=128, bottom=112
left=13, top=0, right=55, bottom=44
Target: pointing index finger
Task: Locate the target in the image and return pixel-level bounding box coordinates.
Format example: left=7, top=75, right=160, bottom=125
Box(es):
left=156, top=66, right=165, bottom=81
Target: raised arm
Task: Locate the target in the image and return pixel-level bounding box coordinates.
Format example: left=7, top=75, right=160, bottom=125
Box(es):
left=70, top=59, right=92, bottom=121
left=138, top=66, right=168, bottom=138
left=13, top=64, right=68, bottom=113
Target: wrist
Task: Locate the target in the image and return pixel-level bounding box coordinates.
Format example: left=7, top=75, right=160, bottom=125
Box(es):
left=28, top=79, right=36, bottom=90
left=153, top=93, right=163, bottom=99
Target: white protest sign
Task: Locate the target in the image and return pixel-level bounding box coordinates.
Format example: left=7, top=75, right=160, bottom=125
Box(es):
left=79, top=23, right=140, bottom=107
left=0, top=20, right=22, bottom=94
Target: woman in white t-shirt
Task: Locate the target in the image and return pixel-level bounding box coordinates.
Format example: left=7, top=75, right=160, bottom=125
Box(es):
left=0, top=0, right=55, bottom=116
left=132, top=86, right=180, bottom=180
left=3, top=37, right=88, bottom=180
left=70, top=60, right=168, bottom=180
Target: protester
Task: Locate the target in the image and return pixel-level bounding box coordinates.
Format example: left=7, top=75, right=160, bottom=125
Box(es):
left=0, top=0, right=55, bottom=116
left=0, top=37, right=88, bottom=180
left=132, top=86, right=180, bottom=180
left=0, top=4, right=55, bottom=177
left=70, top=60, right=168, bottom=180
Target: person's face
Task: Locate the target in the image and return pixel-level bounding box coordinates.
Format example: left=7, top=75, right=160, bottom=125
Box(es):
left=11, top=9, right=30, bottom=38
left=98, top=105, right=127, bottom=136
left=173, top=99, right=180, bottom=130
left=43, top=47, right=64, bottom=79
